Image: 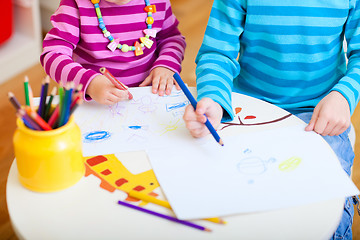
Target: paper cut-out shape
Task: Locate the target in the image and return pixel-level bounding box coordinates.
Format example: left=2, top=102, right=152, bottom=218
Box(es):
left=84, top=154, right=160, bottom=205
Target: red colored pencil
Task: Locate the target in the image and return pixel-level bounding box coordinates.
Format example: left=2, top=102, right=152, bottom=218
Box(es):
left=99, top=67, right=133, bottom=99
left=47, top=105, right=60, bottom=128
left=25, top=107, right=52, bottom=131
left=29, top=111, right=53, bottom=131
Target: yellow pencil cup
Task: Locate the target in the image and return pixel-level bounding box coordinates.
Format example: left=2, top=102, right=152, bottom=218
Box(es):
left=13, top=116, right=84, bottom=192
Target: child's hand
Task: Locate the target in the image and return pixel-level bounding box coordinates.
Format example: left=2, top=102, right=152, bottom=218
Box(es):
left=86, top=75, right=129, bottom=105
left=183, top=98, right=223, bottom=138
left=139, top=67, right=180, bottom=96
left=305, top=91, right=351, bottom=136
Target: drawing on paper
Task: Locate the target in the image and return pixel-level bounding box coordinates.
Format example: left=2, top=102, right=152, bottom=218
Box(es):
left=166, top=101, right=189, bottom=112
left=160, top=118, right=181, bottom=135
left=220, top=107, right=292, bottom=130
left=237, top=156, right=276, bottom=175
left=278, top=157, right=302, bottom=172
left=84, top=130, right=111, bottom=143
left=84, top=154, right=160, bottom=206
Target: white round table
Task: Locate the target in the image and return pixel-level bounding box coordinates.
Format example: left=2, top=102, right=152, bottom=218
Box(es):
left=7, top=89, right=346, bottom=240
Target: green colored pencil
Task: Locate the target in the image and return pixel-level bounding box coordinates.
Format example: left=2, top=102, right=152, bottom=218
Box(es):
left=24, top=76, right=30, bottom=106
left=44, top=86, right=57, bottom=121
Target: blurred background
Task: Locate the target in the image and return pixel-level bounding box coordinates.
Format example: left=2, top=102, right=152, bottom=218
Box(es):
left=0, top=0, right=359, bottom=239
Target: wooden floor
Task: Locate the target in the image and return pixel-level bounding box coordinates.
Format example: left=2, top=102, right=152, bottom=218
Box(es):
left=1, top=0, right=360, bottom=239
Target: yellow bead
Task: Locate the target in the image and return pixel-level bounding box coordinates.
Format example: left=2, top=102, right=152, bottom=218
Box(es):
left=140, top=37, right=153, bottom=49
left=121, top=44, right=130, bottom=52
left=91, top=0, right=100, bottom=4
left=146, top=17, right=154, bottom=25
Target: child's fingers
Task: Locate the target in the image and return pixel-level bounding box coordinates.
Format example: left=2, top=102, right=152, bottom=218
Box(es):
left=165, top=78, right=174, bottom=95
left=174, top=80, right=181, bottom=90
left=313, top=117, right=328, bottom=135
left=305, top=109, right=318, bottom=132
left=109, top=88, right=129, bottom=101
left=139, top=75, right=152, bottom=87
left=157, top=77, right=167, bottom=96
left=151, top=76, right=160, bottom=94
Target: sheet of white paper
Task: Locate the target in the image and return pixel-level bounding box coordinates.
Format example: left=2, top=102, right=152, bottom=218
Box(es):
left=74, top=86, right=196, bottom=156
left=147, top=124, right=359, bottom=220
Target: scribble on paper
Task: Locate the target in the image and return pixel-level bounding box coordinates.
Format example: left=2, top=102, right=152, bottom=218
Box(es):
left=166, top=101, right=189, bottom=112
left=278, top=157, right=302, bottom=172
left=237, top=157, right=276, bottom=175
left=160, top=118, right=181, bottom=135
left=84, top=131, right=111, bottom=143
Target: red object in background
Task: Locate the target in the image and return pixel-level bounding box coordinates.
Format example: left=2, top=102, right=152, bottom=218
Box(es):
left=0, top=0, right=13, bottom=45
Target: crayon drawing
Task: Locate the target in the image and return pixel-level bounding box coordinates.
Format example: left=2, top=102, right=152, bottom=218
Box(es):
left=147, top=125, right=359, bottom=220
left=74, top=87, right=192, bottom=156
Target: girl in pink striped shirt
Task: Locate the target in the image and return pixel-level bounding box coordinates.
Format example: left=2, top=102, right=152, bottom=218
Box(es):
left=41, top=0, right=186, bottom=105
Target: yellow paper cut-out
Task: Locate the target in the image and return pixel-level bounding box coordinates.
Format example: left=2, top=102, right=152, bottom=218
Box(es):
left=84, top=154, right=160, bottom=205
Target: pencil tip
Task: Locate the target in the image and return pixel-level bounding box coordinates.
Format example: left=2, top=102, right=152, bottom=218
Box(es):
left=220, top=220, right=227, bottom=224
left=51, top=86, right=57, bottom=95
left=219, top=139, right=224, bottom=146
left=8, top=92, right=14, bottom=97
left=24, top=76, right=29, bottom=82
left=205, top=228, right=212, bottom=232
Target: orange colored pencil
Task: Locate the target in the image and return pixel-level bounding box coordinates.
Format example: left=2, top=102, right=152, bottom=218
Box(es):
left=99, top=67, right=133, bottom=99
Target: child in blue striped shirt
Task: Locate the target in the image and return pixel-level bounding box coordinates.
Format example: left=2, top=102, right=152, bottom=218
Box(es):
left=184, top=0, right=360, bottom=239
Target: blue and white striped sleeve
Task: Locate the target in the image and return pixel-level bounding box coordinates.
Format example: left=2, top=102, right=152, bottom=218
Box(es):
left=195, top=0, right=246, bottom=122
left=333, top=0, right=360, bottom=115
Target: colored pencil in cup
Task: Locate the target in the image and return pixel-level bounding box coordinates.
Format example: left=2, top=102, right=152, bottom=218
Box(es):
left=75, top=84, right=83, bottom=93
left=117, top=200, right=211, bottom=232
left=24, top=76, right=30, bottom=106
left=128, top=190, right=226, bottom=224
left=47, top=105, right=60, bottom=128
left=28, top=85, right=35, bottom=111
left=16, top=109, right=42, bottom=131
left=25, top=107, right=52, bottom=131
left=44, top=86, right=57, bottom=121
left=173, top=72, right=224, bottom=146
left=99, top=67, right=133, bottom=100
left=38, top=76, right=50, bottom=118
left=59, top=82, right=74, bottom=127
left=8, top=92, right=22, bottom=110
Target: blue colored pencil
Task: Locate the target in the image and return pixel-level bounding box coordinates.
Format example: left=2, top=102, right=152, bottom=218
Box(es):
left=117, top=200, right=211, bottom=232
left=17, top=109, right=42, bottom=131
left=173, top=73, right=224, bottom=146
left=62, top=82, right=74, bottom=126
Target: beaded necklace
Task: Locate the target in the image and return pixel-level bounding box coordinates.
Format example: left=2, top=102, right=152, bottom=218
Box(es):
left=91, top=0, right=157, bottom=56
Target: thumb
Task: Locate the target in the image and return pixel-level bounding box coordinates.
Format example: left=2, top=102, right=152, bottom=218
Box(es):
left=139, top=75, right=152, bottom=87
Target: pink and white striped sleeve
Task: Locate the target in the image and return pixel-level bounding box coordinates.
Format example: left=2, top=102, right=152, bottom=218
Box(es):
left=40, top=0, right=98, bottom=96
left=151, top=0, right=186, bottom=74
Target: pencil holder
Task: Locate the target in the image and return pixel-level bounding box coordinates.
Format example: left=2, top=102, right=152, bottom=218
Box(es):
left=13, top=116, right=84, bottom=192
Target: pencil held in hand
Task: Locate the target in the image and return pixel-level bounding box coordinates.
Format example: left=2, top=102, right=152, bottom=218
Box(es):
left=100, top=67, right=133, bottom=100
left=173, top=72, right=224, bottom=146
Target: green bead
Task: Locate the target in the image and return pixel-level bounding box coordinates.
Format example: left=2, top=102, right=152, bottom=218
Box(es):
left=95, top=8, right=102, bottom=18
left=121, top=44, right=130, bottom=52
